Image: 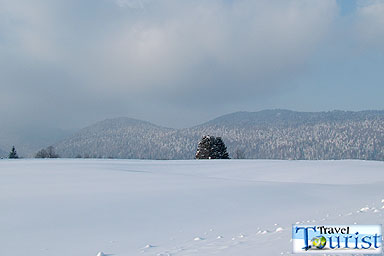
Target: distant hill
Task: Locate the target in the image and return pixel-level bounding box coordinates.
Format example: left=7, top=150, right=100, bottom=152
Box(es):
left=188, top=110, right=384, bottom=160
left=54, top=117, right=179, bottom=159
left=54, top=110, right=384, bottom=160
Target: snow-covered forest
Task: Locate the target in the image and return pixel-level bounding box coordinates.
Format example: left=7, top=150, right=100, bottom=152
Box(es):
left=54, top=110, right=384, bottom=160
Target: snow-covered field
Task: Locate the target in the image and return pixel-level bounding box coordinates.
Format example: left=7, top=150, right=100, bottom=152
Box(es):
left=1, top=159, right=384, bottom=256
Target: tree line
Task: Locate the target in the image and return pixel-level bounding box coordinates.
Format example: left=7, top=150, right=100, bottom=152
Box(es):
left=3, top=136, right=232, bottom=160
left=2, top=146, right=60, bottom=159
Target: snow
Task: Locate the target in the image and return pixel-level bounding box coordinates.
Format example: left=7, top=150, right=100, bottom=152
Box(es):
left=360, top=207, right=370, bottom=212
left=0, top=159, right=384, bottom=256
left=275, top=227, right=284, bottom=232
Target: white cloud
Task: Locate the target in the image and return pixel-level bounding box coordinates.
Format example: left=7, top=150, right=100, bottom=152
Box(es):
left=355, top=0, right=384, bottom=48
left=74, top=0, right=338, bottom=101
left=114, top=0, right=144, bottom=9
left=0, top=1, right=62, bottom=61
left=0, top=0, right=339, bottom=128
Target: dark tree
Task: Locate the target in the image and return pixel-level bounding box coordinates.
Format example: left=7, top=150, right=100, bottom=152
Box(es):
left=195, top=135, right=230, bottom=159
left=195, top=135, right=212, bottom=159
left=214, top=137, right=229, bottom=159
left=8, top=146, right=19, bottom=159
left=46, top=146, right=59, bottom=158
left=35, top=146, right=59, bottom=158
left=35, top=148, right=48, bottom=158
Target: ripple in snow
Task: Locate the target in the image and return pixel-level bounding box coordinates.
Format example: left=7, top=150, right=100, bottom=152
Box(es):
left=276, top=227, right=284, bottom=232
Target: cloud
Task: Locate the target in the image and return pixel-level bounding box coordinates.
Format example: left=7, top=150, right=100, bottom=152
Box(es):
left=77, top=0, right=339, bottom=101
left=114, top=0, right=144, bottom=9
left=0, top=0, right=339, bottom=129
left=355, top=0, right=384, bottom=48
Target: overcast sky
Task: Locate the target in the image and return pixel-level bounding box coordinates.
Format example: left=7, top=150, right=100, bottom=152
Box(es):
left=0, top=0, right=383, bottom=130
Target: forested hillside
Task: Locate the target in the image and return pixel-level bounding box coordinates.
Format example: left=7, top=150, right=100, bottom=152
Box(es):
left=54, top=110, right=384, bottom=160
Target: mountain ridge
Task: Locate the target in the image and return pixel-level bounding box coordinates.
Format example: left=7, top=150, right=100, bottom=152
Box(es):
left=198, top=109, right=384, bottom=127
left=54, top=109, right=384, bottom=160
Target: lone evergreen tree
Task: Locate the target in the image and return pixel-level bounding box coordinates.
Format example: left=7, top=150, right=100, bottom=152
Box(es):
left=8, top=146, right=19, bottom=159
left=196, top=135, right=230, bottom=159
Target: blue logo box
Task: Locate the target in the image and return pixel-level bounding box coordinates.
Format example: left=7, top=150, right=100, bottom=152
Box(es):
left=292, top=224, right=382, bottom=254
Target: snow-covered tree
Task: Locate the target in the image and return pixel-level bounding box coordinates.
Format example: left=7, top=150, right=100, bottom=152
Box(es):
left=233, top=148, right=245, bottom=159
left=35, top=149, right=48, bottom=158
left=46, top=146, right=59, bottom=158
left=35, top=146, right=59, bottom=158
